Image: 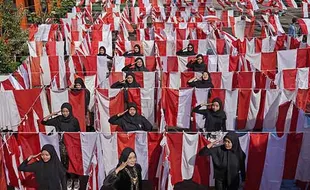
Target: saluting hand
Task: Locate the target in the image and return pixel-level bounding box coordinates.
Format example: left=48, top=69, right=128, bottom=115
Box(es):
left=117, top=109, right=128, bottom=117
left=115, top=161, right=128, bottom=174
left=27, top=153, right=41, bottom=162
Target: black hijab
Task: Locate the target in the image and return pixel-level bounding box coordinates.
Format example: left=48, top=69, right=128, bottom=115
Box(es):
left=37, top=144, right=66, bottom=190
left=73, top=78, right=90, bottom=112
left=122, top=102, right=141, bottom=124
left=187, top=43, right=195, bottom=54
left=134, top=57, right=148, bottom=71
left=60, top=103, right=74, bottom=123
left=118, top=147, right=136, bottom=167
left=125, top=73, right=141, bottom=88
left=210, top=98, right=226, bottom=119
left=221, top=132, right=246, bottom=186
left=192, top=54, right=207, bottom=71
left=133, top=44, right=141, bottom=55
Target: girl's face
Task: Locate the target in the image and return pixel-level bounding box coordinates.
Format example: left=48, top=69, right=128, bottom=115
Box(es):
left=99, top=48, right=105, bottom=55
left=41, top=150, right=51, bottom=162
left=134, top=46, right=140, bottom=53
left=75, top=83, right=82, bottom=89
left=187, top=45, right=193, bottom=51
left=126, top=75, right=134, bottom=83
left=128, top=107, right=136, bottom=116
left=197, top=56, right=203, bottom=64
left=136, top=59, right=143, bottom=67
left=212, top=102, right=220, bottom=112
left=224, top=138, right=233, bottom=150
left=127, top=152, right=137, bottom=167
left=202, top=72, right=209, bottom=80
left=61, top=108, right=70, bottom=118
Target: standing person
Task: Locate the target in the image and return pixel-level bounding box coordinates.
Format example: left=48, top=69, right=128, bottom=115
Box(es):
left=199, top=132, right=246, bottom=190
left=192, top=98, right=227, bottom=132
left=18, top=144, right=66, bottom=190
left=110, top=72, right=141, bottom=89
left=72, top=78, right=92, bottom=131
left=98, top=46, right=113, bottom=60
left=41, top=102, right=80, bottom=132
left=176, top=43, right=196, bottom=56
left=288, top=18, right=298, bottom=38
left=187, top=71, right=214, bottom=88
left=123, top=44, right=144, bottom=57
left=102, top=147, right=142, bottom=190
left=108, top=102, right=153, bottom=132
left=186, top=54, right=207, bottom=71
left=122, top=57, right=149, bottom=72
left=41, top=103, right=80, bottom=190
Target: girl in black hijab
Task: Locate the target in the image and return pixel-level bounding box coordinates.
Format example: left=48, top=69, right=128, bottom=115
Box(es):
left=199, top=132, right=246, bottom=190
left=187, top=71, right=214, bottom=88
left=41, top=102, right=80, bottom=132
left=123, top=44, right=144, bottom=57
left=18, top=144, right=66, bottom=190
left=122, top=57, right=149, bottom=72
left=192, top=98, right=227, bottom=132
left=111, top=72, right=141, bottom=89
left=176, top=43, right=196, bottom=56
left=102, top=147, right=142, bottom=190
left=186, top=54, right=207, bottom=71
left=108, top=102, right=153, bottom=131
left=72, top=78, right=91, bottom=115
left=98, top=46, right=113, bottom=60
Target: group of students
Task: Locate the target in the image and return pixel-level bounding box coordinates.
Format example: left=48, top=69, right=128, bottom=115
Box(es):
left=18, top=131, right=245, bottom=190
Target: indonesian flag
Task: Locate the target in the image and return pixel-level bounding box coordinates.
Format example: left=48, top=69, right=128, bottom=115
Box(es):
left=275, top=68, right=310, bottom=90
left=91, top=24, right=112, bottom=42
left=277, top=49, right=308, bottom=71
left=30, top=56, right=66, bottom=89
left=28, top=41, right=65, bottom=57
left=136, top=28, right=155, bottom=41
left=245, top=52, right=277, bottom=71
left=302, top=1, right=310, bottom=18
left=95, top=88, right=155, bottom=132
left=161, top=88, right=193, bottom=128
left=255, top=36, right=277, bottom=53
left=217, top=54, right=240, bottom=72
left=284, top=0, right=298, bottom=8
left=0, top=75, right=24, bottom=91
left=33, top=24, right=59, bottom=41
left=298, top=18, right=310, bottom=35
left=48, top=89, right=86, bottom=131
left=262, top=14, right=285, bottom=35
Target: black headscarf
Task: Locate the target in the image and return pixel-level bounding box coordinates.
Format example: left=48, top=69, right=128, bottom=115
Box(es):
left=125, top=73, right=141, bottom=88
left=122, top=102, right=140, bottom=124
left=211, top=98, right=226, bottom=119
left=38, top=144, right=66, bottom=190
left=118, top=147, right=136, bottom=167
left=73, top=78, right=90, bottom=113
left=176, top=43, right=196, bottom=56
left=134, top=57, right=149, bottom=71
left=60, top=103, right=74, bottom=123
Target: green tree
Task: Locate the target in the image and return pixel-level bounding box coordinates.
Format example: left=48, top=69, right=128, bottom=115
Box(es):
left=0, top=1, right=28, bottom=74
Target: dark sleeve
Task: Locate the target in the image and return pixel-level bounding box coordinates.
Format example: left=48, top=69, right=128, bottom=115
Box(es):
left=107, top=55, right=113, bottom=60
left=74, top=118, right=80, bottom=132
left=192, top=105, right=209, bottom=116
left=176, top=50, right=185, bottom=56
left=18, top=159, right=39, bottom=172
left=186, top=61, right=194, bottom=69
left=102, top=169, right=120, bottom=188
left=221, top=118, right=226, bottom=132
left=123, top=51, right=130, bottom=56
left=198, top=146, right=212, bottom=156
left=187, top=81, right=196, bottom=87
left=122, top=65, right=131, bottom=72
left=199, top=146, right=222, bottom=167
left=60, top=171, right=67, bottom=189
left=41, top=117, right=60, bottom=129
left=141, top=116, right=153, bottom=131
left=137, top=164, right=142, bottom=190
left=108, top=115, right=123, bottom=126
left=240, top=152, right=246, bottom=181
left=111, top=81, right=125, bottom=88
